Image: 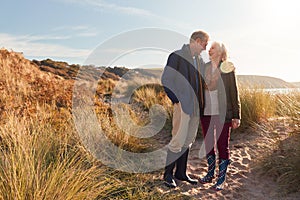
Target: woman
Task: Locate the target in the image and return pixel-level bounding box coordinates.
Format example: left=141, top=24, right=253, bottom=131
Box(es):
left=199, top=41, right=241, bottom=191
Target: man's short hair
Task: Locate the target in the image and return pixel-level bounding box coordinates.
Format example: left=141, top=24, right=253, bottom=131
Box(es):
left=190, top=30, right=209, bottom=43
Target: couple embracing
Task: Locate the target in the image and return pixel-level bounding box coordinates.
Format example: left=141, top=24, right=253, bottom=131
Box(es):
left=161, top=30, right=241, bottom=191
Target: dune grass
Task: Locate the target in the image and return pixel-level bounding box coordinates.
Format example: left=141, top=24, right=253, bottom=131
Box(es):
left=239, top=87, right=277, bottom=127
left=0, top=106, right=107, bottom=200
left=0, top=104, right=187, bottom=200
left=258, top=92, right=300, bottom=194
left=131, top=84, right=173, bottom=117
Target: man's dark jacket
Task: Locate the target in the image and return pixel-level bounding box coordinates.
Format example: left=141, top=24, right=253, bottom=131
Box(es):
left=161, top=44, right=205, bottom=115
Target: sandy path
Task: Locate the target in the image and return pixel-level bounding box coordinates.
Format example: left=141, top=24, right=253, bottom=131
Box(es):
left=155, top=119, right=300, bottom=199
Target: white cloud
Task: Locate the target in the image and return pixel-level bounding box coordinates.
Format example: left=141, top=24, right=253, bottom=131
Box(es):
left=19, top=34, right=71, bottom=42
left=63, top=0, right=156, bottom=17
left=0, top=33, right=91, bottom=59
left=59, top=0, right=192, bottom=32
left=52, top=25, right=91, bottom=31
left=77, top=32, right=98, bottom=37
left=51, top=25, right=100, bottom=38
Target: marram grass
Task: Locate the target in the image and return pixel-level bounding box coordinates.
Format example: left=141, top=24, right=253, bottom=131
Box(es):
left=0, top=104, right=187, bottom=200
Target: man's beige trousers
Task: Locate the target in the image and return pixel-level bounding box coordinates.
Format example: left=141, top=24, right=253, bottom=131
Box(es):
left=168, top=103, right=199, bottom=153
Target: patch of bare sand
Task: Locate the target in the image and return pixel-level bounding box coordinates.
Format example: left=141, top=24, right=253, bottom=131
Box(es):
left=155, top=119, right=300, bottom=199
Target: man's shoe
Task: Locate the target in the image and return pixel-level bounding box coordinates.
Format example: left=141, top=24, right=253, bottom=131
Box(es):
left=175, top=174, right=198, bottom=185
left=174, top=148, right=198, bottom=185
left=163, top=149, right=178, bottom=188
left=164, top=174, right=177, bottom=188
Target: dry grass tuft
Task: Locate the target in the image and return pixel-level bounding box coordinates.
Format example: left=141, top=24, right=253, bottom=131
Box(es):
left=257, top=92, right=300, bottom=194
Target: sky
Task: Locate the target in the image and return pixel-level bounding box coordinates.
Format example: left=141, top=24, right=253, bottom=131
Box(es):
left=1, top=0, right=300, bottom=82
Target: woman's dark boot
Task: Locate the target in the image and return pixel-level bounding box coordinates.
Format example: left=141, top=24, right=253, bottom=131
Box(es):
left=212, top=159, right=230, bottom=191
left=199, top=154, right=216, bottom=184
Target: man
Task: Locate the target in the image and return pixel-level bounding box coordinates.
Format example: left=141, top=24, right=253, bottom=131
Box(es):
left=161, top=30, right=209, bottom=188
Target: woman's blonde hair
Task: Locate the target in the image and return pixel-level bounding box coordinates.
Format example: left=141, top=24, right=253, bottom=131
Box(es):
left=212, top=41, right=229, bottom=61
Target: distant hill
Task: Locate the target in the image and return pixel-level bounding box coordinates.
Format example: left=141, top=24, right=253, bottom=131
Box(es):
left=291, top=82, right=300, bottom=88
left=237, top=75, right=295, bottom=89
left=32, top=59, right=121, bottom=81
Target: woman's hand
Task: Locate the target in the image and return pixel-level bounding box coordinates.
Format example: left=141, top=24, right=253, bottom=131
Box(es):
left=232, top=119, right=241, bottom=129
